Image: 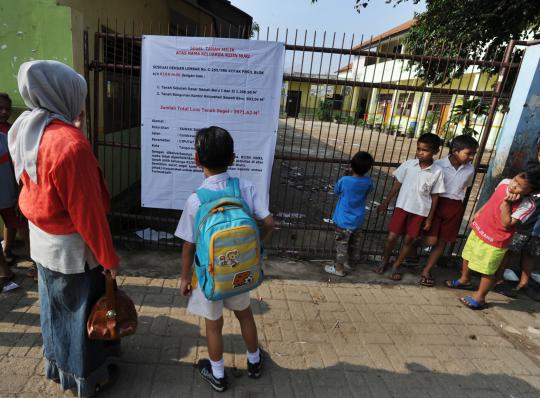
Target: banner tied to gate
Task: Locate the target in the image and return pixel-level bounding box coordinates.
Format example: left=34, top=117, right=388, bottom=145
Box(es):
left=141, top=35, right=285, bottom=209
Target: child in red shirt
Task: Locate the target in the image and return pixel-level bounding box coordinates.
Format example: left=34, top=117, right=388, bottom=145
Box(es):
left=447, top=168, right=540, bottom=309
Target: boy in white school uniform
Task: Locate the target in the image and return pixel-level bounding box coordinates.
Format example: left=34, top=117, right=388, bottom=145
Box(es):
left=175, top=126, right=274, bottom=392
left=375, top=133, right=445, bottom=281
left=419, top=135, right=479, bottom=286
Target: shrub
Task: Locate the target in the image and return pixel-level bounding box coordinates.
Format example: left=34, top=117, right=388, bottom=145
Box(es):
left=317, top=99, right=334, bottom=122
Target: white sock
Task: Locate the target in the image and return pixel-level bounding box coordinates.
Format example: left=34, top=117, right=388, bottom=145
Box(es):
left=247, top=348, right=260, bottom=364
left=210, top=358, right=224, bottom=379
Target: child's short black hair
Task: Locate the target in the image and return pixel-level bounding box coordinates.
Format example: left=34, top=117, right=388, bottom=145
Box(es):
left=418, top=133, right=441, bottom=152
left=351, top=151, right=374, bottom=175
left=519, top=167, right=540, bottom=193
left=0, top=93, right=11, bottom=106
left=451, top=135, right=479, bottom=152
left=195, top=126, right=234, bottom=170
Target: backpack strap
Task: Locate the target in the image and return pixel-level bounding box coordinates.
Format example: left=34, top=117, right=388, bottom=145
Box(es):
left=196, top=177, right=242, bottom=205
left=228, top=177, right=241, bottom=199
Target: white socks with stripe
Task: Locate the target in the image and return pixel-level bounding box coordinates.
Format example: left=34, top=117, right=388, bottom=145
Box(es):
left=210, top=358, right=225, bottom=379
left=247, top=348, right=260, bottom=364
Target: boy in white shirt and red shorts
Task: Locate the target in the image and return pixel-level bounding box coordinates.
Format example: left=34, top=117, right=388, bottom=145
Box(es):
left=375, top=133, right=445, bottom=281
left=419, top=135, right=479, bottom=286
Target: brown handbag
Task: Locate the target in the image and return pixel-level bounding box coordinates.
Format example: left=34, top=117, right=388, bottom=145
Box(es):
left=87, top=271, right=138, bottom=340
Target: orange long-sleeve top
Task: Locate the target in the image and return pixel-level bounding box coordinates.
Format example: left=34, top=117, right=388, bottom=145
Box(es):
left=19, top=120, right=119, bottom=269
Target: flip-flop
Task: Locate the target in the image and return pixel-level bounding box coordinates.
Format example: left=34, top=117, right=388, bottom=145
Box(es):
left=0, top=273, right=15, bottom=291
left=324, top=265, right=346, bottom=277
left=419, top=274, right=435, bottom=287
left=445, top=279, right=474, bottom=290
left=372, top=262, right=389, bottom=275
left=389, top=269, right=403, bottom=281
left=459, top=296, right=488, bottom=310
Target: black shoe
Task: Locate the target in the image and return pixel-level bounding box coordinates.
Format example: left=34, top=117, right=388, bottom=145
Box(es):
left=198, top=359, right=228, bottom=392
left=247, top=350, right=264, bottom=379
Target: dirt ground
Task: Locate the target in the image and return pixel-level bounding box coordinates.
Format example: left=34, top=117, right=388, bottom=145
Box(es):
left=268, top=118, right=493, bottom=259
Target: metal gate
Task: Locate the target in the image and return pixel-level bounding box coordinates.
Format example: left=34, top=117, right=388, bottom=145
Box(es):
left=85, top=22, right=525, bottom=259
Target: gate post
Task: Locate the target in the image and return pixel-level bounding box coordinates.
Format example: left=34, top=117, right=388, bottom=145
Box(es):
left=480, top=44, right=540, bottom=205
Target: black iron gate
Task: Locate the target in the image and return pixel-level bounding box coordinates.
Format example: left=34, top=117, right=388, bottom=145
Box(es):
left=85, top=22, right=524, bottom=259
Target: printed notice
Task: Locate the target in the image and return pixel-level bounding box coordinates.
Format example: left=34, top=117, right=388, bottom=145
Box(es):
left=141, top=36, right=285, bottom=209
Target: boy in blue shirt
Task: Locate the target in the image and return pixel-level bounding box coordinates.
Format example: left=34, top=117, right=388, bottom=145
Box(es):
left=325, top=151, right=374, bottom=276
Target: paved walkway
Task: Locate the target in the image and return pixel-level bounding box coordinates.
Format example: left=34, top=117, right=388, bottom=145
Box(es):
left=1, top=255, right=540, bottom=397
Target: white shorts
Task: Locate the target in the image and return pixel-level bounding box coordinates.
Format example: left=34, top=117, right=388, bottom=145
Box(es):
left=187, top=283, right=251, bottom=321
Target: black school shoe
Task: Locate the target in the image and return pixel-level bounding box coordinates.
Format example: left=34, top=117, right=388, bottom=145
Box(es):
left=198, top=359, right=228, bottom=392
left=247, top=350, right=264, bottom=379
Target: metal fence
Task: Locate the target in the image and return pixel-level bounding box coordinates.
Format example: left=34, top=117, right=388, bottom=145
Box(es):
left=85, top=22, right=525, bottom=259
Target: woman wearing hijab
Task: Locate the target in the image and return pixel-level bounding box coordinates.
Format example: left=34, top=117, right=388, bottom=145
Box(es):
left=8, top=60, right=120, bottom=397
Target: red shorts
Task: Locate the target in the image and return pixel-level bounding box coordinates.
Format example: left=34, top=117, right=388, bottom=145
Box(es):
left=0, top=207, right=26, bottom=229
left=388, top=207, right=425, bottom=238
left=425, top=197, right=464, bottom=242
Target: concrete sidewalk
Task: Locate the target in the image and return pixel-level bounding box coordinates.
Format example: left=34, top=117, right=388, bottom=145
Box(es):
left=1, top=252, right=540, bottom=397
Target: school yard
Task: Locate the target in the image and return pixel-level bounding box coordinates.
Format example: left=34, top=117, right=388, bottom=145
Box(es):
left=269, top=118, right=492, bottom=257
left=1, top=250, right=540, bottom=398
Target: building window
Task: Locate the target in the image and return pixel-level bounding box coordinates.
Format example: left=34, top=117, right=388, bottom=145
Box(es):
left=397, top=93, right=414, bottom=117
left=392, top=44, right=403, bottom=54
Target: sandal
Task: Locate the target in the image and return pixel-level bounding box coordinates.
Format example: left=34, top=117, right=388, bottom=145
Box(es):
left=372, top=262, right=389, bottom=275
left=324, top=265, right=346, bottom=277
left=389, top=268, right=403, bottom=281
left=419, top=274, right=435, bottom=287
left=445, top=279, right=474, bottom=290
left=0, top=273, right=16, bottom=292
left=459, top=296, right=488, bottom=310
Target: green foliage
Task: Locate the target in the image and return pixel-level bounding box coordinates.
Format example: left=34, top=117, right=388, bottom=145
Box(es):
left=366, top=114, right=383, bottom=126
left=250, top=22, right=260, bottom=38
left=402, top=0, right=538, bottom=84
left=450, top=98, right=488, bottom=136
left=387, top=124, right=399, bottom=135
left=312, top=0, right=540, bottom=85
left=422, top=111, right=439, bottom=134
left=317, top=99, right=334, bottom=122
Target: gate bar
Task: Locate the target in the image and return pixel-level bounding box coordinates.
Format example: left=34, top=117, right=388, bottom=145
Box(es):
left=88, top=61, right=507, bottom=98
left=92, top=31, right=519, bottom=68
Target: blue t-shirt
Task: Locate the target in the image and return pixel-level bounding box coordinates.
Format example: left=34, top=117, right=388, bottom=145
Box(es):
left=332, top=175, right=373, bottom=230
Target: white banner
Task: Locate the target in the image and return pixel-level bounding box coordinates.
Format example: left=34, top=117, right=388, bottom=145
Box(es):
left=141, top=36, right=285, bottom=209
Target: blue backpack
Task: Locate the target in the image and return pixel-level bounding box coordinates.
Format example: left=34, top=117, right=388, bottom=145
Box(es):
left=192, top=177, right=263, bottom=301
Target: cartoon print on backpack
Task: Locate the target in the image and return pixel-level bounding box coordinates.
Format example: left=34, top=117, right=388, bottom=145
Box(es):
left=218, top=249, right=239, bottom=267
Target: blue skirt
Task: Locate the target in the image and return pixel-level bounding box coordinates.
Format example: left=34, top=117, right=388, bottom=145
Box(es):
left=37, top=264, right=120, bottom=397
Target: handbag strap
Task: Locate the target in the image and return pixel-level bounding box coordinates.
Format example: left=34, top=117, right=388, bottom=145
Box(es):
left=105, top=271, right=118, bottom=339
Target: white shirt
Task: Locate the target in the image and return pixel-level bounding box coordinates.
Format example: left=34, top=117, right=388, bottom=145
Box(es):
left=175, top=172, right=271, bottom=243
left=29, top=221, right=99, bottom=274
left=393, top=159, right=446, bottom=217
left=434, top=156, right=474, bottom=201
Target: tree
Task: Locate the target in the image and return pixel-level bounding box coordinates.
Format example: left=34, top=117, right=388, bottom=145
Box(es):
left=450, top=98, right=489, bottom=136
left=312, top=0, right=540, bottom=84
